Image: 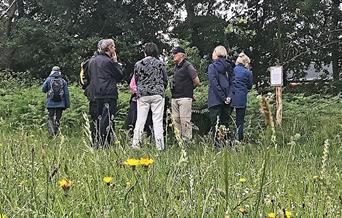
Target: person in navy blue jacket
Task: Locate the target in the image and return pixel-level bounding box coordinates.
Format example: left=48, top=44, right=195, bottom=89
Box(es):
left=231, top=53, right=253, bottom=142
left=207, top=46, right=235, bottom=146
left=42, top=66, right=70, bottom=136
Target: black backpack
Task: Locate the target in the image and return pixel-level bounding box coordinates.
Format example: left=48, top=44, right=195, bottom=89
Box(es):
left=48, top=78, right=64, bottom=102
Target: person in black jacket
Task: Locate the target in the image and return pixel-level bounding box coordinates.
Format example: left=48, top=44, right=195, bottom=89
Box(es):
left=86, top=39, right=123, bottom=147
left=80, top=40, right=102, bottom=145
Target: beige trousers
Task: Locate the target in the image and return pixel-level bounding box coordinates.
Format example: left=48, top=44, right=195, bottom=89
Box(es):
left=171, top=98, right=193, bottom=141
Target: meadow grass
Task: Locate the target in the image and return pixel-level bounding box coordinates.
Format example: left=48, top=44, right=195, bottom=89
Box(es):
left=0, top=84, right=341, bottom=217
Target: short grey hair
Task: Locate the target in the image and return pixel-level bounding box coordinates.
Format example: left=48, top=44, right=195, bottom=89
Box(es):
left=99, top=39, right=115, bottom=52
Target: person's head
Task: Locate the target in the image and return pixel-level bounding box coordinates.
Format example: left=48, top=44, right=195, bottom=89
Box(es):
left=172, top=46, right=186, bottom=64
left=212, top=45, right=227, bottom=60
left=52, top=66, right=60, bottom=72
left=236, top=52, right=251, bottom=68
left=99, top=39, right=116, bottom=56
left=144, top=42, right=159, bottom=58
left=50, top=66, right=61, bottom=75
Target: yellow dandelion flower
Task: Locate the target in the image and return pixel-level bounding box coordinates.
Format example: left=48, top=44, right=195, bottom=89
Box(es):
left=58, top=179, right=72, bottom=191
left=268, top=212, right=276, bottom=218
left=239, top=177, right=247, bottom=183
left=239, top=207, right=246, bottom=214
left=0, top=214, right=8, bottom=218
left=285, top=210, right=292, bottom=218
left=124, top=158, right=141, bottom=167
left=103, top=176, right=113, bottom=184
left=139, top=158, right=154, bottom=167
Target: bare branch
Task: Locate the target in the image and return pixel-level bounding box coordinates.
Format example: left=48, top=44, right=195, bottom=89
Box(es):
left=283, top=40, right=341, bottom=66
left=0, top=0, right=17, bottom=20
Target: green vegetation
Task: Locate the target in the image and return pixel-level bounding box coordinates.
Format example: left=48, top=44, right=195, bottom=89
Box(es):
left=0, top=79, right=341, bottom=217
left=1, top=0, right=341, bottom=82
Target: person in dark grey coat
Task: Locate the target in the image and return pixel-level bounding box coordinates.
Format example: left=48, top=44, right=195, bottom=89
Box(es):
left=87, top=39, right=123, bottom=147
left=42, top=66, right=70, bottom=136
left=230, top=53, right=253, bottom=142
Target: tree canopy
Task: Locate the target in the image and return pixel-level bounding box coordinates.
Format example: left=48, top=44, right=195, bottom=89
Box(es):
left=0, top=0, right=341, bottom=82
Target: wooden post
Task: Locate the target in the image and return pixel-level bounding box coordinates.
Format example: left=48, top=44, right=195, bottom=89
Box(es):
left=270, top=66, right=283, bottom=127
left=275, top=86, right=282, bottom=126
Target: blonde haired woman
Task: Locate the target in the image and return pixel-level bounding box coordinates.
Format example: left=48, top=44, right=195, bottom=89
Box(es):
left=207, top=45, right=235, bottom=148
left=230, top=52, right=253, bottom=142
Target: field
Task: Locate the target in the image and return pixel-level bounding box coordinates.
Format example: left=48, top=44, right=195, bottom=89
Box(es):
left=0, top=81, right=341, bottom=217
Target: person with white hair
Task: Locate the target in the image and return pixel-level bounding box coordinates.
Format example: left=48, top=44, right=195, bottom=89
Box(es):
left=207, top=45, right=235, bottom=148
left=87, top=38, right=123, bottom=147
left=230, top=52, right=253, bottom=142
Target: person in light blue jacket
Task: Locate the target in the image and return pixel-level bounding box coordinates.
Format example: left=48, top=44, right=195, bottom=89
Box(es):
left=42, top=66, right=70, bottom=136
left=231, top=53, right=253, bottom=142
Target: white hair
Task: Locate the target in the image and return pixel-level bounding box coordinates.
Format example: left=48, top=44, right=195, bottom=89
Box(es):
left=213, top=45, right=227, bottom=58
left=99, top=39, right=115, bottom=53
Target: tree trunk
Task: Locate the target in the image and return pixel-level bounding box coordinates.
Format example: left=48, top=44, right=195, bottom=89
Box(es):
left=5, top=0, right=17, bottom=37
left=17, top=0, right=24, bottom=18
left=332, top=0, right=341, bottom=81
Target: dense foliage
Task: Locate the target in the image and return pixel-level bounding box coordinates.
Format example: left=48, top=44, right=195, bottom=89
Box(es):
left=0, top=0, right=341, bottom=82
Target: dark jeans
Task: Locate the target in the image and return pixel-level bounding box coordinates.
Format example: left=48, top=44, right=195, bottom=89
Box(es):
left=230, top=107, right=246, bottom=141
left=48, top=108, right=63, bottom=136
left=209, top=104, right=231, bottom=128
left=89, top=98, right=117, bottom=147
left=209, top=104, right=231, bottom=147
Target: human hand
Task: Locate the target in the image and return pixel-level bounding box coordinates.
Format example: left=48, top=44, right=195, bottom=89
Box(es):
left=224, top=97, right=231, bottom=104
left=111, top=51, right=118, bottom=62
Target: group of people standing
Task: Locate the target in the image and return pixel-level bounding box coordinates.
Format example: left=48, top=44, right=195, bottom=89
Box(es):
left=42, top=38, right=253, bottom=150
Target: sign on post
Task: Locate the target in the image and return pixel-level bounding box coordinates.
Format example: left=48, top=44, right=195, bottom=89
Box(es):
left=270, top=66, right=283, bottom=86
left=270, top=66, right=283, bottom=126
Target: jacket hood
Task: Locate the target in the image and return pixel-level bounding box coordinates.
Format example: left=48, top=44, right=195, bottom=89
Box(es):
left=212, top=57, right=234, bottom=74
left=49, top=71, right=62, bottom=78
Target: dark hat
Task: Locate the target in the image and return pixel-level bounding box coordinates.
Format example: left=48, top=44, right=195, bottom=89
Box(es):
left=172, top=46, right=185, bottom=54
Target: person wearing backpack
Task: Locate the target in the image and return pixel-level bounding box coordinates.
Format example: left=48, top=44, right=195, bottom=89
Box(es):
left=42, top=66, right=70, bottom=136
left=80, top=40, right=103, bottom=145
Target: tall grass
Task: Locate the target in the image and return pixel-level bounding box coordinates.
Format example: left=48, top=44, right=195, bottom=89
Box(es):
left=0, top=82, right=341, bottom=217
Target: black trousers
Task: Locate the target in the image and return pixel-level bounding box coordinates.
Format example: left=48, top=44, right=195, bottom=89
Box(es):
left=209, top=104, right=231, bottom=147
left=89, top=98, right=117, bottom=147
left=209, top=104, right=231, bottom=129
left=48, top=108, right=63, bottom=136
